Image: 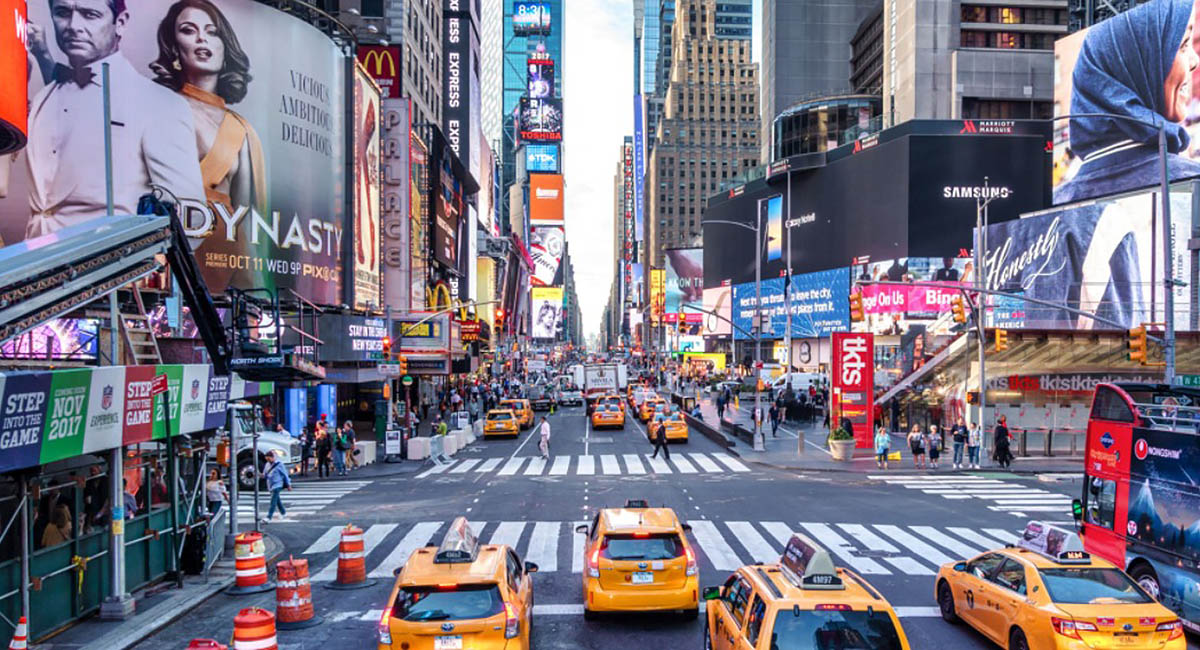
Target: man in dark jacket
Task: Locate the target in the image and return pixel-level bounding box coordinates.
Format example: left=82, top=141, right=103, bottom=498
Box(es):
left=651, top=420, right=671, bottom=460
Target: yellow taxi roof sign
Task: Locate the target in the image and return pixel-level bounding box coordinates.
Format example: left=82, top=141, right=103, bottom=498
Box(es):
left=435, top=516, right=480, bottom=564
left=781, top=533, right=845, bottom=590
left=1017, top=521, right=1090, bottom=564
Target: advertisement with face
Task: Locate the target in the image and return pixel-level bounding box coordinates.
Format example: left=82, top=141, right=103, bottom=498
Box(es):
left=852, top=257, right=971, bottom=334
left=434, top=154, right=464, bottom=268
left=0, top=0, right=26, bottom=155
left=531, top=286, right=562, bottom=339
left=352, top=65, right=381, bottom=309
left=982, top=187, right=1193, bottom=330
left=702, top=284, right=732, bottom=336
left=2, top=0, right=347, bottom=302
left=664, top=248, right=703, bottom=316
left=530, top=225, right=564, bottom=286
left=1053, top=0, right=1200, bottom=204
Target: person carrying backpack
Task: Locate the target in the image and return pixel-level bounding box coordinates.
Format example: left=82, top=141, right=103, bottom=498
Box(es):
left=261, top=451, right=291, bottom=524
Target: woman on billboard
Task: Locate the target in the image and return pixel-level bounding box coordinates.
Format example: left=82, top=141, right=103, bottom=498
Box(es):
left=1055, top=0, right=1200, bottom=204
left=150, top=0, right=266, bottom=217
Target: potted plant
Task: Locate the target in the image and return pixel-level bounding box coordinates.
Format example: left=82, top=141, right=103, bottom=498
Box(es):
left=827, top=426, right=855, bottom=462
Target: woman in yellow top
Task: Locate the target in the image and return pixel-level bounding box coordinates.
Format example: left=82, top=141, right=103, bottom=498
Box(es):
left=150, top=0, right=267, bottom=286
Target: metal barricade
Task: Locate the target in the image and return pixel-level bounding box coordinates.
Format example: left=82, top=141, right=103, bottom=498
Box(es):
left=205, top=507, right=228, bottom=583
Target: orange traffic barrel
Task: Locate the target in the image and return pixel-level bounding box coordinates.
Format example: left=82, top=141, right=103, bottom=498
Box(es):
left=324, top=524, right=377, bottom=590
left=275, top=557, right=322, bottom=630
left=226, top=532, right=275, bottom=595
left=231, top=608, right=276, bottom=650
left=186, top=641, right=227, bottom=650
left=8, top=616, right=27, bottom=650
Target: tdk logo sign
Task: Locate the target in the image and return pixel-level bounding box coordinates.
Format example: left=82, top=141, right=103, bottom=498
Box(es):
left=526, top=145, right=559, bottom=172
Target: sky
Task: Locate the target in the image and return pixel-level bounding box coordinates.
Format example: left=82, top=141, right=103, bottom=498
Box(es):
left=564, top=0, right=761, bottom=343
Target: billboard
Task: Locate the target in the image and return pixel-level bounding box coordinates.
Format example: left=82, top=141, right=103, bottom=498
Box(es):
left=529, top=173, right=564, bottom=223
left=1052, top=0, right=1200, bottom=204
left=665, top=248, right=704, bottom=317
left=410, top=133, right=430, bottom=309
left=443, top=0, right=473, bottom=167
left=394, top=312, right=450, bottom=353
left=356, top=45, right=402, bottom=98
left=702, top=284, right=732, bottom=336
left=682, top=352, right=726, bottom=376
left=649, top=268, right=665, bottom=326
left=764, top=195, right=783, bottom=261
left=519, top=97, right=563, bottom=141
left=633, top=95, right=645, bottom=242
left=513, top=1, right=551, bottom=35
left=0, top=0, right=25, bottom=154
left=316, top=314, right=388, bottom=362
left=380, top=99, right=411, bottom=309
left=0, top=319, right=99, bottom=360
left=1, top=0, right=347, bottom=303
left=982, top=188, right=1193, bottom=329
left=832, top=332, right=874, bottom=449
left=530, top=225, right=565, bottom=286
left=525, top=144, right=560, bottom=173
left=528, top=55, right=555, bottom=99
left=731, top=268, right=851, bottom=340
left=434, top=152, right=465, bottom=268
left=531, top=286, right=563, bottom=339
left=351, top=65, right=382, bottom=310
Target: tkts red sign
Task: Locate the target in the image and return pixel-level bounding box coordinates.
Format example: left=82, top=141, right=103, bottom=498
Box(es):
left=831, top=332, right=874, bottom=449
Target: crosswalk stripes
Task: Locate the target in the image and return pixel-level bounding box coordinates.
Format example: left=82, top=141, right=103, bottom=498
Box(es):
left=235, top=480, right=369, bottom=520
left=414, top=452, right=752, bottom=480
left=344, top=603, right=946, bottom=621
left=868, top=473, right=1074, bottom=516
left=300, top=519, right=1025, bottom=583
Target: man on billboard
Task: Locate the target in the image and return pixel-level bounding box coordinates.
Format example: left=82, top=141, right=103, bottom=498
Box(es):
left=13, top=0, right=204, bottom=236
left=1055, top=0, right=1200, bottom=204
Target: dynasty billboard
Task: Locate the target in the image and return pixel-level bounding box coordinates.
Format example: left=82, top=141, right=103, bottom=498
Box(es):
left=1, top=0, right=347, bottom=303
left=0, top=0, right=25, bottom=154
left=1053, top=0, right=1200, bottom=204
left=351, top=64, right=382, bottom=310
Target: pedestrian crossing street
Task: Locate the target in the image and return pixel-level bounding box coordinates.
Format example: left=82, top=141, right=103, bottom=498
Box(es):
left=416, top=452, right=752, bottom=479
left=235, top=480, right=370, bottom=520
left=299, top=518, right=1019, bottom=582
left=869, top=473, right=1075, bottom=517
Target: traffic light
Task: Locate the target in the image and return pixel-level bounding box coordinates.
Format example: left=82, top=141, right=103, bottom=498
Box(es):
left=951, top=296, right=967, bottom=323
left=849, top=292, right=864, bottom=322
left=381, top=336, right=392, bottom=360
left=1128, top=325, right=1147, bottom=364
left=995, top=328, right=1009, bottom=352
left=396, top=355, right=408, bottom=375
left=495, top=308, right=505, bottom=333
left=677, top=312, right=686, bottom=334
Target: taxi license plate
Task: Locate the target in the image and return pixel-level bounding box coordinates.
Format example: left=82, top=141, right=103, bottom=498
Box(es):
left=1114, top=633, right=1139, bottom=645
left=434, top=636, right=463, bottom=650
left=632, top=572, right=653, bottom=585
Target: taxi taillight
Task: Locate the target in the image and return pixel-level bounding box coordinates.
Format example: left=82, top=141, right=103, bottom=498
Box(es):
left=685, top=545, right=697, bottom=576
left=588, top=548, right=601, bottom=578
left=504, top=601, right=520, bottom=638
left=1051, top=617, right=1097, bottom=639
left=377, top=607, right=392, bottom=644
left=1157, top=620, right=1184, bottom=640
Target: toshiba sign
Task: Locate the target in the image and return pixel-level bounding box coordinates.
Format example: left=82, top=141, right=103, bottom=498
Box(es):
left=529, top=173, right=564, bottom=224
left=832, top=332, right=874, bottom=449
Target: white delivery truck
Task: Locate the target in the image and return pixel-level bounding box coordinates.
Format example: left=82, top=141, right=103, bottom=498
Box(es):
left=582, top=363, right=628, bottom=404
left=227, top=401, right=301, bottom=490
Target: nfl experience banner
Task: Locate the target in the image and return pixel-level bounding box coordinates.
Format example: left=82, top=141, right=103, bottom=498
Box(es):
left=0, top=364, right=271, bottom=474
left=1, top=0, right=347, bottom=304
left=350, top=64, right=382, bottom=310
left=831, top=332, right=874, bottom=450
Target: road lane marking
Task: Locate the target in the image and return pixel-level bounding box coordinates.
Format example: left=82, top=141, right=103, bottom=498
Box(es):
left=645, top=455, right=672, bottom=473
left=356, top=603, right=940, bottom=619
left=476, top=458, right=502, bottom=472
left=726, top=521, right=777, bottom=564
left=525, top=522, right=560, bottom=573
left=836, top=523, right=931, bottom=575
left=910, top=525, right=983, bottom=559
left=983, top=528, right=1018, bottom=545
left=948, top=527, right=1008, bottom=551
left=313, top=523, right=396, bottom=581
left=622, top=454, right=646, bottom=474
left=687, top=453, right=722, bottom=472
left=600, top=454, right=620, bottom=475
left=549, top=456, right=570, bottom=475
left=799, top=522, right=890, bottom=574
left=571, top=521, right=587, bottom=573
left=489, top=522, right=526, bottom=548
left=450, top=459, right=481, bottom=473
left=524, top=458, right=547, bottom=475
left=367, top=521, right=442, bottom=578
left=577, top=455, right=595, bottom=475
left=498, top=457, right=527, bottom=476
left=712, top=454, right=751, bottom=472
left=415, top=462, right=456, bottom=478
left=302, top=526, right=344, bottom=555
left=688, top=520, right=741, bottom=571
left=670, top=455, right=698, bottom=474
left=873, top=525, right=952, bottom=567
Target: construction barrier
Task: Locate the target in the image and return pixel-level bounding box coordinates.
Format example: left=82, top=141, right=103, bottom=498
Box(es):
left=324, top=524, right=377, bottom=590
left=275, top=557, right=322, bottom=630
left=187, top=640, right=227, bottom=650
left=226, top=531, right=275, bottom=595
left=231, top=608, right=277, bottom=650
left=8, top=616, right=27, bottom=650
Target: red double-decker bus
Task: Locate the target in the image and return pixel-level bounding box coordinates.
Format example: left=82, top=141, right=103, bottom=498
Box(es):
left=1079, top=383, right=1200, bottom=633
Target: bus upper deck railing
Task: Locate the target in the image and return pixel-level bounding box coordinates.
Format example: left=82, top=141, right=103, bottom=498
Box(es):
left=1131, top=402, right=1200, bottom=434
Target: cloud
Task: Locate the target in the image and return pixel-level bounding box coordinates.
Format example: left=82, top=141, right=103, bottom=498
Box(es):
left=564, top=0, right=632, bottom=342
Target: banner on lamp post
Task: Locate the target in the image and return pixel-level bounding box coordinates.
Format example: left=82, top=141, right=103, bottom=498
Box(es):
left=831, top=332, right=874, bottom=450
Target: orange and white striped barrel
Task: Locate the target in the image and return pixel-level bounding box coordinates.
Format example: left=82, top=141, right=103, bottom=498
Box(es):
left=234, top=532, right=268, bottom=588
left=275, top=558, right=315, bottom=625
left=8, top=616, right=27, bottom=650
left=335, top=525, right=366, bottom=585
left=231, top=608, right=276, bottom=650
left=186, top=640, right=227, bottom=650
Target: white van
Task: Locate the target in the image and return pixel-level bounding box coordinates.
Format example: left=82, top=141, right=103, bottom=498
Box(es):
left=770, top=372, right=824, bottom=394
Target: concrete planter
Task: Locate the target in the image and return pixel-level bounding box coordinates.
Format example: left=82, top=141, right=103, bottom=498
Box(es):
left=828, top=438, right=855, bottom=462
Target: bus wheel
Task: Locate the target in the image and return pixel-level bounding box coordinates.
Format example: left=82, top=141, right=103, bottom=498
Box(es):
left=1129, top=563, right=1161, bottom=599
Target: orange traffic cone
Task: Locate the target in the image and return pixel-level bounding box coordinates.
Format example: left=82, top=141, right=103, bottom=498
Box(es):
left=8, top=616, right=27, bottom=650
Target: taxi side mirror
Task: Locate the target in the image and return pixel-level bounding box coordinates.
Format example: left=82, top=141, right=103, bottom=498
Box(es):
left=701, top=586, right=721, bottom=601
left=681, top=523, right=693, bottom=532
left=575, top=524, right=589, bottom=534
left=393, top=566, right=403, bottom=577
left=953, top=562, right=967, bottom=572
left=525, top=561, right=539, bottom=574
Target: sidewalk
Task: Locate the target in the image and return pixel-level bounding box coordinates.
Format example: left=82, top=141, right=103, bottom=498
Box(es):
left=37, top=533, right=285, bottom=650
left=290, top=440, right=430, bottom=484
left=686, top=393, right=1084, bottom=475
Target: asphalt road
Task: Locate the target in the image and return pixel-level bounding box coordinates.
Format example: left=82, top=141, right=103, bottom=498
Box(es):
left=140, top=403, right=1199, bottom=649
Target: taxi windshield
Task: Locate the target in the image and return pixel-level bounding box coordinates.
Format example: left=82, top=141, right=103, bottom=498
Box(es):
left=768, top=609, right=904, bottom=650
left=602, top=533, right=684, bottom=561
left=1037, top=568, right=1153, bottom=605
left=500, top=401, right=521, bottom=408
left=391, top=584, right=504, bottom=622
left=487, top=412, right=512, bottom=421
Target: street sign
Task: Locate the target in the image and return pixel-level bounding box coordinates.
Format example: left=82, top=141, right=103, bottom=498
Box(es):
left=378, top=363, right=402, bottom=377
left=402, top=375, right=414, bottom=386
left=150, top=373, right=169, bottom=397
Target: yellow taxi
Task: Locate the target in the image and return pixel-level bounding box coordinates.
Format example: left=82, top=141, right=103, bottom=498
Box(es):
left=377, top=517, right=538, bottom=650
left=591, top=403, right=625, bottom=430
left=498, top=399, right=533, bottom=430
left=648, top=412, right=688, bottom=442
left=639, top=397, right=666, bottom=422
left=599, top=393, right=626, bottom=414
left=576, top=500, right=699, bottom=619
left=704, top=533, right=911, bottom=649
left=935, top=521, right=1186, bottom=650
left=483, top=409, right=520, bottom=438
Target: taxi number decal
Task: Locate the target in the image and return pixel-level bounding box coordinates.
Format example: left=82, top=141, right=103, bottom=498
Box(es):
left=965, top=590, right=975, bottom=609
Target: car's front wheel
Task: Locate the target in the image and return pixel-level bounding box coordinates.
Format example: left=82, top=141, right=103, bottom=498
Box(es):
left=937, top=580, right=959, bottom=623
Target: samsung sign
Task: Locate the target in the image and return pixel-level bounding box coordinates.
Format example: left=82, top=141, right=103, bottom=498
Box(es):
left=526, top=144, right=559, bottom=172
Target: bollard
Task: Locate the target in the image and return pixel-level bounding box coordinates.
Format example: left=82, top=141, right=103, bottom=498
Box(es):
left=275, top=558, right=322, bottom=630
left=324, top=525, right=378, bottom=590
left=226, top=531, right=275, bottom=595
left=231, top=608, right=277, bottom=650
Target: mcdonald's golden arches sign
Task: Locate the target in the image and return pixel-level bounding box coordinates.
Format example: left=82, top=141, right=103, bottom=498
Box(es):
left=356, top=45, right=402, bottom=98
